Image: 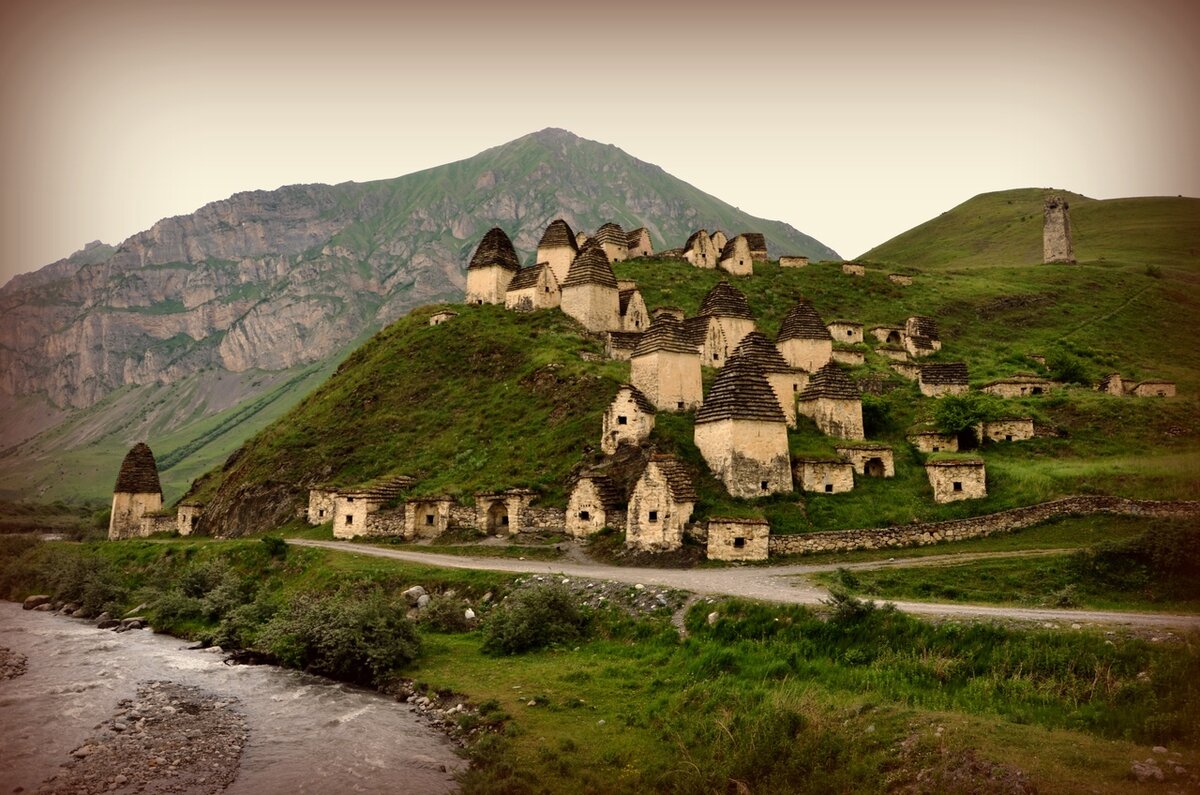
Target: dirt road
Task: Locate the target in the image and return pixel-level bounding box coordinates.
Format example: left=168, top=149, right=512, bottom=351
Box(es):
left=288, top=539, right=1200, bottom=631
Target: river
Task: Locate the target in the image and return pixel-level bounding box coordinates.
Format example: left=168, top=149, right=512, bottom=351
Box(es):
left=0, top=603, right=464, bottom=793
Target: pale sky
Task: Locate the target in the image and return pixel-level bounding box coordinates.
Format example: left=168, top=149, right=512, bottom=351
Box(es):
left=1, top=0, right=1197, bottom=285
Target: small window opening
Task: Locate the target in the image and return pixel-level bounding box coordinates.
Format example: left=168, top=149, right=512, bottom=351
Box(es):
left=760, top=480, right=769, bottom=491
left=1005, top=434, right=1013, bottom=442
left=1157, top=390, right=1166, bottom=397
left=544, top=286, right=549, bottom=293
left=847, top=330, right=853, bottom=337
left=425, top=514, right=434, bottom=526
left=953, top=481, right=963, bottom=492
left=733, top=537, right=746, bottom=549
left=648, top=510, right=658, bottom=523
left=618, top=415, right=628, bottom=425
left=345, top=515, right=353, bottom=525
left=677, top=401, right=685, bottom=410
left=824, top=484, right=833, bottom=493
left=579, top=511, right=590, bottom=521
left=501, top=515, right=509, bottom=526
left=713, top=353, right=719, bottom=360
left=793, top=383, right=798, bottom=391
left=318, top=509, right=325, bottom=518
left=932, top=446, right=941, bottom=452
left=1032, top=387, right=1043, bottom=395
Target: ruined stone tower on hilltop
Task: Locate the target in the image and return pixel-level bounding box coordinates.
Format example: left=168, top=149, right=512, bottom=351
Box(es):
left=1043, top=194, right=1075, bottom=264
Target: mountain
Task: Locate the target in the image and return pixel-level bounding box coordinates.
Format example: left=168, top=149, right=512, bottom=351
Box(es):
left=0, top=129, right=838, bottom=503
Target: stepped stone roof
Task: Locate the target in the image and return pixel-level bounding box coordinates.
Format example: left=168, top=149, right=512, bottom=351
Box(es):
left=920, top=362, right=969, bottom=385
left=632, top=315, right=696, bottom=357
left=468, top=228, right=521, bottom=272
left=626, top=227, right=648, bottom=245
left=798, top=363, right=861, bottom=401
left=696, top=352, right=786, bottom=424
left=574, top=473, right=625, bottom=511
left=719, top=236, right=746, bottom=260
left=618, top=288, right=640, bottom=315
left=506, top=263, right=548, bottom=291
left=778, top=300, right=832, bottom=342
left=828, top=320, right=863, bottom=327
left=732, top=331, right=792, bottom=374
left=342, top=475, right=416, bottom=500
left=114, top=443, right=161, bottom=494
left=682, top=316, right=714, bottom=347
left=907, top=316, right=940, bottom=340
left=742, top=233, right=767, bottom=252
left=593, top=223, right=627, bottom=246
left=647, top=453, right=697, bottom=502
left=699, top=281, right=753, bottom=319
left=538, top=219, right=578, bottom=250
left=683, top=230, right=710, bottom=250
left=607, top=331, right=643, bottom=351
left=616, top=383, right=658, bottom=414
left=562, top=243, right=619, bottom=288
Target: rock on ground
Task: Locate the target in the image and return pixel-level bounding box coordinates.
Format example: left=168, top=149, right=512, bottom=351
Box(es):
left=0, top=645, right=29, bottom=680
left=36, top=680, right=247, bottom=795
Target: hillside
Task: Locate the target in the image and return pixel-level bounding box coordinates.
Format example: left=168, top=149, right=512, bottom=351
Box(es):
left=0, top=128, right=837, bottom=503
left=189, top=198, right=1200, bottom=535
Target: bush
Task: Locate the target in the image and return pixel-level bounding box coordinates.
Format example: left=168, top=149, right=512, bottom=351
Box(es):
left=261, top=536, right=288, bottom=559
left=481, top=584, right=590, bottom=655
left=932, top=392, right=1003, bottom=436
left=419, top=594, right=474, bottom=633
left=259, top=589, right=420, bottom=685
left=1046, top=348, right=1090, bottom=385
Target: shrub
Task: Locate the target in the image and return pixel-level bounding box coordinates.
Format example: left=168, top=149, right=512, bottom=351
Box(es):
left=261, top=536, right=288, bottom=558
left=481, top=584, right=590, bottom=655
left=259, top=589, right=419, bottom=685
left=932, top=392, right=1003, bottom=436
left=419, top=594, right=474, bottom=633
left=1046, top=348, right=1090, bottom=385
left=821, top=587, right=878, bottom=625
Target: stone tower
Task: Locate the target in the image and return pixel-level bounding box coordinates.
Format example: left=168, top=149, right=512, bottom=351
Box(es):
left=560, top=242, right=621, bottom=332
left=466, top=227, right=521, bottom=304
left=1043, top=195, right=1076, bottom=264
left=108, top=442, right=163, bottom=540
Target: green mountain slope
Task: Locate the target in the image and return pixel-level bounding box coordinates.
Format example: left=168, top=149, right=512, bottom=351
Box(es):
left=190, top=191, right=1200, bottom=535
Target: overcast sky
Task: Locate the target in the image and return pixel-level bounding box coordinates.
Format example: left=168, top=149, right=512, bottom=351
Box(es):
left=1, top=0, right=1197, bottom=284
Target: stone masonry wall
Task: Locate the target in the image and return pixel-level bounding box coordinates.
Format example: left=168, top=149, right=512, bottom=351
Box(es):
left=768, top=496, right=1200, bottom=556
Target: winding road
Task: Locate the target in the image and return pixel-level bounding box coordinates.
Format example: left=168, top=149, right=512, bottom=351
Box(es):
left=289, top=539, right=1200, bottom=631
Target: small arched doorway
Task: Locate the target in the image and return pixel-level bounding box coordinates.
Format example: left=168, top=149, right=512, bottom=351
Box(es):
left=886, top=331, right=901, bottom=344
left=487, top=500, right=509, bottom=533
left=865, top=457, right=885, bottom=478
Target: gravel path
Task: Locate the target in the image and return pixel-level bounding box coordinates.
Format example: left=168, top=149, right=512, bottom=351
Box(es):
left=35, top=681, right=247, bottom=795
left=290, top=539, right=1200, bottom=631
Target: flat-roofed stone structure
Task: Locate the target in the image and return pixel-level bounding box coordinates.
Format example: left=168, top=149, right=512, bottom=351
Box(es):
left=504, top=263, right=560, bottom=312
left=682, top=230, right=719, bottom=268
left=706, top=517, right=769, bottom=561
left=476, top=489, right=536, bottom=535
left=1043, top=194, right=1076, bottom=264
left=560, top=243, right=621, bottom=332
left=694, top=353, right=793, bottom=498
left=981, top=375, right=1057, bottom=397
left=176, top=502, right=204, bottom=536
left=827, top=321, right=863, bottom=344
left=918, top=362, right=970, bottom=397
left=978, top=418, right=1035, bottom=443
left=926, top=459, right=987, bottom=503
left=429, top=310, right=458, bottom=326
left=890, top=361, right=924, bottom=380
left=776, top=299, right=833, bottom=372
left=567, top=474, right=626, bottom=539
left=832, top=346, right=865, bottom=366
left=842, top=262, right=865, bottom=276
left=732, top=331, right=805, bottom=426
left=888, top=274, right=913, bottom=286
left=796, top=363, right=864, bottom=439
left=878, top=345, right=909, bottom=362
left=834, top=443, right=895, bottom=477
left=626, top=227, right=653, bottom=258
left=601, top=384, right=657, bottom=454
left=1130, top=380, right=1176, bottom=397
left=908, top=431, right=958, bottom=453
left=780, top=256, right=809, bottom=268
left=306, top=488, right=337, bottom=525
left=869, top=325, right=905, bottom=345
left=593, top=222, right=629, bottom=263
left=626, top=454, right=696, bottom=552
left=536, top=219, right=579, bottom=285
left=718, top=235, right=753, bottom=277
left=466, top=227, right=521, bottom=305
left=109, top=443, right=163, bottom=540
left=630, top=315, right=703, bottom=411
left=333, top=476, right=414, bottom=539
left=794, top=458, right=855, bottom=493
left=405, top=498, right=453, bottom=539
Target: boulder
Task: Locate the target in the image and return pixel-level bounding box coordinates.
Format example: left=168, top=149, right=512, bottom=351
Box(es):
left=416, top=594, right=431, bottom=609
left=33, top=603, right=55, bottom=611
left=123, top=603, right=149, bottom=618
left=97, top=619, right=120, bottom=630
left=60, top=602, right=80, bottom=614
left=402, top=586, right=427, bottom=606
left=464, top=608, right=476, bottom=621
left=22, top=594, right=51, bottom=610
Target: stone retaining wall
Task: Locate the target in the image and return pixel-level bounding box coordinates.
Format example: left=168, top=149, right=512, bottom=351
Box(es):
left=519, top=506, right=566, bottom=533
left=768, top=496, right=1200, bottom=557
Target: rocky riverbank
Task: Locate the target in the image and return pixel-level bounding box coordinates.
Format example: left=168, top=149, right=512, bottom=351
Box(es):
left=35, top=681, right=247, bottom=795
left=0, top=645, right=28, bottom=680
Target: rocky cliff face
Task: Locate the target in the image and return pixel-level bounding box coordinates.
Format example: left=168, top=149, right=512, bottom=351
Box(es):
left=0, top=129, right=838, bottom=497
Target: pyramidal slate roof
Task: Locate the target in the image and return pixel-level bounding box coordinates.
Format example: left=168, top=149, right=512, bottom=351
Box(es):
left=683, top=230, right=710, bottom=251
left=906, top=316, right=940, bottom=340
left=741, top=232, right=767, bottom=252
left=920, top=362, right=969, bottom=385
left=469, top=228, right=521, bottom=272
left=342, top=474, right=416, bottom=500
left=731, top=331, right=792, bottom=374
left=562, top=243, right=618, bottom=288
left=626, top=227, right=649, bottom=246
left=507, top=263, right=548, bottom=292
left=682, top=315, right=716, bottom=347
left=720, top=236, right=748, bottom=261
left=777, top=300, right=832, bottom=342
left=114, top=442, right=161, bottom=494
left=632, top=315, right=696, bottom=356
left=538, top=219, right=578, bottom=251
left=696, top=352, right=786, bottom=424
left=798, top=363, right=861, bottom=400
left=615, top=383, right=658, bottom=414
left=574, top=472, right=626, bottom=511
left=647, top=454, right=698, bottom=502
left=699, top=281, right=753, bottom=319
left=618, top=288, right=640, bottom=315
left=593, top=223, right=627, bottom=246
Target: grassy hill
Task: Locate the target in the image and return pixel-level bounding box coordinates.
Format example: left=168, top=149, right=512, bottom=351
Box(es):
left=188, top=190, right=1200, bottom=535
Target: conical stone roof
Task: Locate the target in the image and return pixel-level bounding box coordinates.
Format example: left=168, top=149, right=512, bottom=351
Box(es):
left=632, top=315, right=695, bottom=357
left=114, top=442, right=161, bottom=494
left=562, top=243, right=618, bottom=288
left=538, top=219, right=578, bottom=251
left=593, top=223, right=627, bottom=246
left=469, top=228, right=521, bottom=272
left=696, top=352, right=786, bottom=424
left=699, top=280, right=753, bottom=319
left=777, top=300, right=832, bottom=342
left=732, top=331, right=792, bottom=374
left=797, top=363, right=861, bottom=400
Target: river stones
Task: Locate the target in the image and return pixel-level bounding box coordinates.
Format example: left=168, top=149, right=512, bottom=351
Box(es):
left=22, top=595, right=51, bottom=610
